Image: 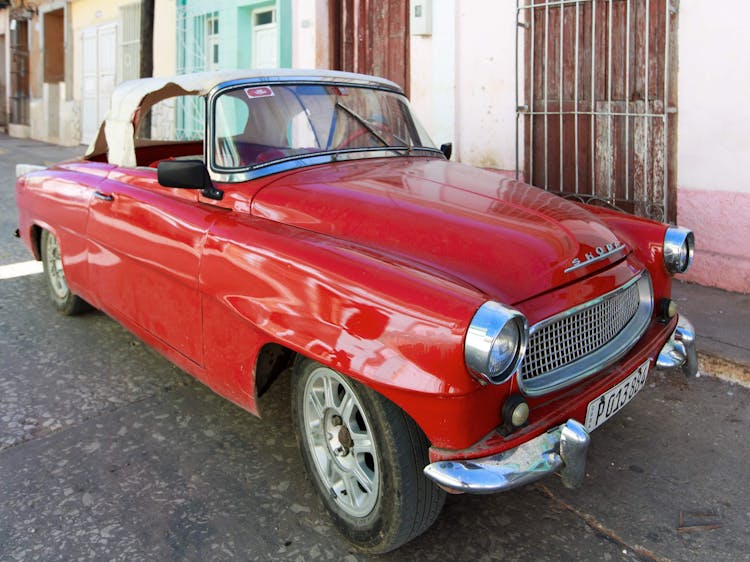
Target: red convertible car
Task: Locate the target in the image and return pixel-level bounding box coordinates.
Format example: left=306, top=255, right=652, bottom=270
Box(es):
left=15, top=69, right=697, bottom=552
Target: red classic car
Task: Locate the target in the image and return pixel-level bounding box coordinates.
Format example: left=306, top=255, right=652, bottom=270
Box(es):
left=15, top=69, right=697, bottom=552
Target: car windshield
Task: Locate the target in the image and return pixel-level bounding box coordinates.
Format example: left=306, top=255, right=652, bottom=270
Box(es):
left=213, top=83, right=437, bottom=169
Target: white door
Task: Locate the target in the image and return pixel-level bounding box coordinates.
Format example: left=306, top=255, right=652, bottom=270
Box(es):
left=252, top=9, right=278, bottom=69
left=81, top=28, right=98, bottom=144
left=80, top=23, right=117, bottom=145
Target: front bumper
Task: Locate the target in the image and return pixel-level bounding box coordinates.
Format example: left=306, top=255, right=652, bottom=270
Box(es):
left=423, top=419, right=590, bottom=493
left=656, top=315, right=698, bottom=376
left=424, top=315, right=698, bottom=495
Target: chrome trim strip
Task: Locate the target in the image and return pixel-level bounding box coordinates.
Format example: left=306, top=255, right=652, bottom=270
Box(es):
left=423, top=419, right=590, bottom=494
left=208, top=149, right=442, bottom=184
left=517, top=271, right=654, bottom=396
left=564, top=243, right=627, bottom=273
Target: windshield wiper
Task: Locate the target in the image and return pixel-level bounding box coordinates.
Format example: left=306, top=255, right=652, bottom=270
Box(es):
left=335, top=101, right=409, bottom=154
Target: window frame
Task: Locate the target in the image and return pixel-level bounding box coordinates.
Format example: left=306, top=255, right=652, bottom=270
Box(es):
left=206, top=79, right=443, bottom=183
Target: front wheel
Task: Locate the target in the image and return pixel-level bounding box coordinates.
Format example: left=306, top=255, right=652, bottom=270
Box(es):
left=291, top=358, right=445, bottom=553
left=40, top=229, right=90, bottom=315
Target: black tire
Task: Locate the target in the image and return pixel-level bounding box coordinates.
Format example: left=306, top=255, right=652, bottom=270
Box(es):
left=40, top=229, right=90, bottom=316
left=291, top=357, right=445, bottom=553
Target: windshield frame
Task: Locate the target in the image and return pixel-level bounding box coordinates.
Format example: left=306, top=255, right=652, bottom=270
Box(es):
left=206, top=77, right=444, bottom=183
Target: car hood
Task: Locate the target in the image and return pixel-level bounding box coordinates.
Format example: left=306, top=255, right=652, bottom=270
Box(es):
left=250, top=158, right=629, bottom=304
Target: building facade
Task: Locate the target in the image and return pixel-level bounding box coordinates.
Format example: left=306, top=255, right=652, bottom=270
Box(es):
left=176, top=0, right=292, bottom=74
left=0, top=0, right=76, bottom=144
left=71, top=0, right=177, bottom=145
left=1, top=0, right=746, bottom=294
left=674, top=1, right=750, bottom=294
left=315, top=0, right=749, bottom=294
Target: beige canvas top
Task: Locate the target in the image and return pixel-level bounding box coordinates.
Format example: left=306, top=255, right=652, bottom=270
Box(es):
left=85, top=69, right=402, bottom=167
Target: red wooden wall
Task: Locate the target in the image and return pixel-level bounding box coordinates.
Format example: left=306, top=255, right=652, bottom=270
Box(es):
left=329, top=0, right=410, bottom=96
left=522, top=0, right=677, bottom=221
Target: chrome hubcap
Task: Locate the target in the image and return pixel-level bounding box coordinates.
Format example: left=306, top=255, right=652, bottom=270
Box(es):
left=303, top=367, right=379, bottom=517
left=45, top=233, right=69, bottom=299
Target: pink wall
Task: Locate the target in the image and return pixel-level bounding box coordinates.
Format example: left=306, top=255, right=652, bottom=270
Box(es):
left=677, top=189, right=750, bottom=294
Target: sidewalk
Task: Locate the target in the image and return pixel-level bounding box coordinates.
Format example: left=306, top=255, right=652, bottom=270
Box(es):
left=672, top=279, right=750, bottom=382
left=0, top=133, right=83, bottom=167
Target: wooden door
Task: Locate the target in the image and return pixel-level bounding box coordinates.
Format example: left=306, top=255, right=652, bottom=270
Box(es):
left=330, top=0, right=410, bottom=96
left=252, top=7, right=279, bottom=69
left=518, top=0, right=678, bottom=221
left=81, top=24, right=117, bottom=145
left=9, top=18, right=29, bottom=125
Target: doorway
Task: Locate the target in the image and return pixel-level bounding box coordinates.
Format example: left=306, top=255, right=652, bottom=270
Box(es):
left=516, top=0, right=678, bottom=221
left=252, top=7, right=278, bottom=68
left=329, top=0, right=410, bottom=96
left=80, top=23, right=117, bottom=144
left=9, top=18, right=29, bottom=126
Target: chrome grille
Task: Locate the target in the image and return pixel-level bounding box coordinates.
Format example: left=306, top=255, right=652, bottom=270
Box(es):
left=520, top=274, right=649, bottom=391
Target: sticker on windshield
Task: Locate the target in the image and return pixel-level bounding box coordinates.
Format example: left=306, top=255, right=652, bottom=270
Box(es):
left=245, top=86, right=275, bottom=99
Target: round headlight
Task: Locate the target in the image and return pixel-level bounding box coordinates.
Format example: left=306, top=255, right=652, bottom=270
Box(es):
left=663, top=226, right=695, bottom=274
left=465, top=301, right=528, bottom=384
left=488, top=321, right=520, bottom=375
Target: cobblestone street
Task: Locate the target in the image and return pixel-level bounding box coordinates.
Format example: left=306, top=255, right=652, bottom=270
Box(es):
left=1, top=136, right=749, bottom=561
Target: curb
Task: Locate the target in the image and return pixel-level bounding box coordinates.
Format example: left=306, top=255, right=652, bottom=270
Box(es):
left=698, top=352, right=750, bottom=389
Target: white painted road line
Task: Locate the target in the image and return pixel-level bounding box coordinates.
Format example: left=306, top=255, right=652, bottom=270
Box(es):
left=0, top=260, right=44, bottom=280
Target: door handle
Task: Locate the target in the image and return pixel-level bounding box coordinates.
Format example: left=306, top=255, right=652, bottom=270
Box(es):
left=94, top=191, right=114, bottom=201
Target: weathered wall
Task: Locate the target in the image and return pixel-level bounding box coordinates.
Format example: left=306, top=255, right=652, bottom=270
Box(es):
left=21, top=1, right=73, bottom=144
left=291, top=0, right=316, bottom=68
left=676, top=1, right=750, bottom=293
left=154, top=0, right=177, bottom=77
left=409, top=0, right=455, bottom=148
left=409, top=0, right=516, bottom=166
left=454, top=2, right=517, bottom=168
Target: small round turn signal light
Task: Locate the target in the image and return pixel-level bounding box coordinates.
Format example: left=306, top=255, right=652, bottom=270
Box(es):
left=659, top=298, right=678, bottom=321
left=502, top=394, right=530, bottom=428
left=667, top=300, right=678, bottom=318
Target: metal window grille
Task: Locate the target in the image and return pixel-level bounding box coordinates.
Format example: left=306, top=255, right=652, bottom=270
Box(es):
left=206, top=13, right=220, bottom=70
left=176, top=7, right=215, bottom=140
left=515, top=0, right=678, bottom=222
left=9, top=17, right=30, bottom=125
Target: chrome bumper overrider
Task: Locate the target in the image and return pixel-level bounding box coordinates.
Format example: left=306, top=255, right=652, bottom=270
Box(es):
left=423, top=419, right=590, bottom=494
left=657, top=315, right=698, bottom=377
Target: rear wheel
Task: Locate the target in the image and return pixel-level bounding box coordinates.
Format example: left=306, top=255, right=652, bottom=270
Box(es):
left=291, top=358, right=445, bottom=553
left=40, top=229, right=90, bottom=315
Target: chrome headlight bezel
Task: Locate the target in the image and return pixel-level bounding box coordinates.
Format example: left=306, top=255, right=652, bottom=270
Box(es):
left=465, top=301, right=529, bottom=384
left=663, top=226, right=695, bottom=274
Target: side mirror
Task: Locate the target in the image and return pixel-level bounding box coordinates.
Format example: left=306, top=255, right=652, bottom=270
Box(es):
left=157, top=159, right=223, bottom=200
left=440, top=142, right=453, bottom=160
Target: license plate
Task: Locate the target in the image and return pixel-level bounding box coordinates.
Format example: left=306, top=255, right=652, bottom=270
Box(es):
left=585, top=360, right=650, bottom=432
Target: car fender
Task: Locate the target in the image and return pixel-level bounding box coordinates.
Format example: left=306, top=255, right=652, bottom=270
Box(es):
left=200, top=215, right=511, bottom=449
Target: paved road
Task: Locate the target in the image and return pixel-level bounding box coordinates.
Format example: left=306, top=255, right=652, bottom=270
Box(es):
left=1, top=136, right=748, bottom=561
